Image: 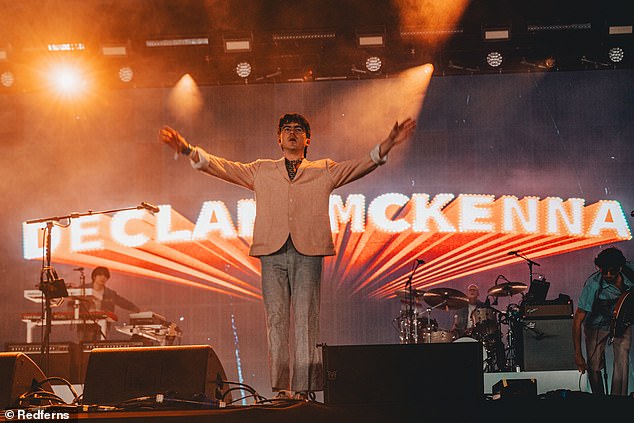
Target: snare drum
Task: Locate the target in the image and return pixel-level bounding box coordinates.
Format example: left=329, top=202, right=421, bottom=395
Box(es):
left=470, top=307, right=498, bottom=338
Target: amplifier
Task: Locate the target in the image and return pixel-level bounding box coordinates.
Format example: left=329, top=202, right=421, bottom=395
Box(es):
left=522, top=318, right=576, bottom=371
left=6, top=342, right=76, bottom=355
left=81, top=340, right=148, bottom=352
left=5, top=342, right=81, bottom=384
left=523, top=302, right=573, bottom=319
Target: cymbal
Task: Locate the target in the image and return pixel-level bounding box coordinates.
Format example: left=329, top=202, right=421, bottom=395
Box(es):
left=423, top=288, right=468, bottom=311
left=395, top=289, right=425, bottom=299
left=488, top=282, right=527, bottom=297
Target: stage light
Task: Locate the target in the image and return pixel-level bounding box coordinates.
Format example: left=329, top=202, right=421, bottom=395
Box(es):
left=0, top=49, right=7, bottom=61
left=356, top=26, right=386, bottom=48
left=47, top=42, right=85, bottom=52
left=235, top=62, right=252, bottom=78
left=544, top=56, right=556, bottom=69
left=272, top=30, right=336, bottom=42
left=102, top=44, right=128, bottom=57
left=223, top=33, right=252, bottom=53
left=520, top=56, right=556, bottom=70
left=118, top=66, right=134, bottom=82
left=608, top=47, right=624, bottom=63
left=1, top=71, right=14, bottom=87
left=302, top=68, right=314, bottom=82
left=608, top=25, right=633, bottom=35
left=365, top=56, right=382, bottom=72
left=483, top=27, right=510, bottom=41
left=358, top=35, right=384, bottom=47
left=400, top=27, right=464, bottom=39
left=145, top=37, right=208, bottom=47
left=48, top=64, right=87, bottom=96
left=528, top=23, right=591, bottom=32
left=486, top=51, right=503, bottom=67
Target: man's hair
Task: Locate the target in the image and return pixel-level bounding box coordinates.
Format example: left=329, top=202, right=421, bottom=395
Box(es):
left=594, top=247, right=626, bottom=269
left=278, top=113, right=311, bottom=157
left=278, top=113, right=311, bottom=138
left=91, top=266, right=110, bottom=281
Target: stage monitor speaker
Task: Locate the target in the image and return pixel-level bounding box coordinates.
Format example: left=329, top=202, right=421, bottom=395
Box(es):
left=82, top=345, right=231, bottom=406
left=522, top=318, right=576, bottom=371
left=5, top=342, right=80, bottom=384
left=322, top=343, right=483, bottom=405
left=0, top=352, right=52, bottom=409
left=79, top=340, right=148, bottom=384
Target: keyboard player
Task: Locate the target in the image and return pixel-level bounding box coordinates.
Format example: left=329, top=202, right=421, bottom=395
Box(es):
left=76, top=266, right=140, bottom=341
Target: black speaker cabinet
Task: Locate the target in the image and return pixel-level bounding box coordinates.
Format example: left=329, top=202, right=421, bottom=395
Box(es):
left=82, top=345, right=231, bottom=406
left=0, top=352, right=52, bottom=409
left=5, top=342, right=81, bottom=384
left=322, top=343, right=483, bottom=405
left=79, top=340, right=149, bottom=384
left=522, top=318, right=576, bottom=371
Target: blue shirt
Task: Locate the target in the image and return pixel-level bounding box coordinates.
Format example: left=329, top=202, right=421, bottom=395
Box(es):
left=578, top=262, right=634, bottom=328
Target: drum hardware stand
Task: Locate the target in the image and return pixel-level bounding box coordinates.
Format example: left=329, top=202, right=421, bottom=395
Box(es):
left=503, top=306, right=520, bottom=371
left=422, top=300, right=448, bottom=343
left=401, top=258, right=425, bottom=344
left=25, top=202, right=159, bottom=371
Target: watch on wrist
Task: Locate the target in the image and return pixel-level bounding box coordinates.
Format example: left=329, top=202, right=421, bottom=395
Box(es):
left=181, top=143, right=193, bottom=156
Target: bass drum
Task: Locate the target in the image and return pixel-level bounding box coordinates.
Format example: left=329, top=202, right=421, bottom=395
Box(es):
left=453, top=336, right=488, bottom=370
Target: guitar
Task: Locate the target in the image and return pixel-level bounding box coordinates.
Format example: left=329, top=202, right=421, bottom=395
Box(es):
left=609, top=263, right=634, bottom=340
left=610, top=291, right=634, bottom=339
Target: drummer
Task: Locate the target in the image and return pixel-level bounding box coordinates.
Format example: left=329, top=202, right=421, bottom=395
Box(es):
left=451, top=283, right=485, bottom=338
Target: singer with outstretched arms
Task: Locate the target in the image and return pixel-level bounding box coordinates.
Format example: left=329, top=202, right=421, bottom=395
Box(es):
left=159, top=113, right=416, bottom=400
left=572, top=247, right=633, bottom=395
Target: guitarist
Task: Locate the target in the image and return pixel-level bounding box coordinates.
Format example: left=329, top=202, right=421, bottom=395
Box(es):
left=572, top=247, right=633, bottom=395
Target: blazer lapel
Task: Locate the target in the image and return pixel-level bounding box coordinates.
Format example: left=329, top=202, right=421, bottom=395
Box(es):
left=293, top=159, right=308, bottom=180
left=275, top=158, right=291, bottom=182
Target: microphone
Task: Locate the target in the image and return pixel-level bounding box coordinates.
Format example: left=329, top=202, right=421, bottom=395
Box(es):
left=73, top=267, right=84, bottom=271
left=140, top=202, right=160, bottom=214
left=507, top=251, right=519, bottom=255
left=416, top=258, right=426, bottom=264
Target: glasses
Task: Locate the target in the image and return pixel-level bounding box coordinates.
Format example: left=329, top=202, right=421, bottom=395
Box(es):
left=281, top=125, right=306, bottom=135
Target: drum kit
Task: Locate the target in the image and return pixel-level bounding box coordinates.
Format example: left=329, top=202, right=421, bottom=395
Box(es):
left=395, top=280, right=528, bottom=372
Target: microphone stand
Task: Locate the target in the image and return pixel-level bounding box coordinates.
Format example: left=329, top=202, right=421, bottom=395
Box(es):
left=25, top=203, right=157, bottom=373
left=403, top=259, right=423, bottom=344
left=509, top=251, right=540, bottom=286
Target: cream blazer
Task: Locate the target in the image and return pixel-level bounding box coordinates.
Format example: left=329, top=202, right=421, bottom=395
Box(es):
left=192, top=147, right=381, bottom=256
